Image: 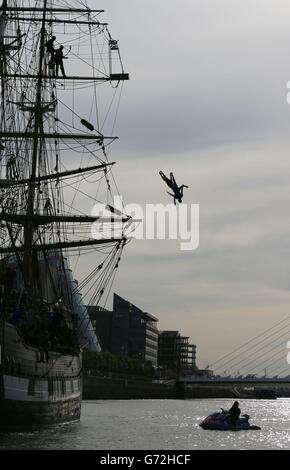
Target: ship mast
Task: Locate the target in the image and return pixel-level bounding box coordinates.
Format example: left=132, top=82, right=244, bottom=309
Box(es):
left=0, top=0, right=130, bottom=317
left=23, top=0, right=48, bottom=288
left=0, top=0, right=7, bottom=402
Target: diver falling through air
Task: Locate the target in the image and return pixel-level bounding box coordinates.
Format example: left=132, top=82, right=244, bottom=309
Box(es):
left=159, top=171, right=189, bottom=205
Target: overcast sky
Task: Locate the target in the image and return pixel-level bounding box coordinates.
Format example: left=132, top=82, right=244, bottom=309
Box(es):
left=75, top=0, right=290, bottom=373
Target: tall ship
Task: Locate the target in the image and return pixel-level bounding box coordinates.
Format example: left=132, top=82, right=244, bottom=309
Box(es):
left=0, top=0, right=130, bottom=428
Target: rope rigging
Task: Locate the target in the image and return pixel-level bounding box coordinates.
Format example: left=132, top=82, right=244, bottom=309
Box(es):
left=0, top=0, right=131, bottom=349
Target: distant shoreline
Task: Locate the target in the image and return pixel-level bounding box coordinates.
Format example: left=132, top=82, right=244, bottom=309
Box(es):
left=83, top=373, right=280, bottom=400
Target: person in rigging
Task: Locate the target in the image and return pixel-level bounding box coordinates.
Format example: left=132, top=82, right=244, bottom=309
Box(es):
left=54, top=45, right=67, bottom=77
left=159, top=171, right=189, bottom=205
left=45, top=36, right=56, bottom=57
left=44, top=197, right=53, bottom=215
left=45, top=36, right=57, bottom=74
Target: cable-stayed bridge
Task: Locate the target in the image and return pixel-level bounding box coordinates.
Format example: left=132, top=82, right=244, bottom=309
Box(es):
left=179, top=315, right=290, bottom=397
left=207, top=315, right=290, bottom=379
left=178, top=376, right=290, bottom=399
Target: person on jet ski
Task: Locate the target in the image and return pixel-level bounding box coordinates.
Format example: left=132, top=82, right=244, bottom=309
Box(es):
left=227, top=401, right=241, bottom=427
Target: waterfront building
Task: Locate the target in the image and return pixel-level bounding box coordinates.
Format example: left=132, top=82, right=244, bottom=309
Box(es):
left=158, top=330, right=197, bottom=375
left=111, top=294, right=159, bottom=367
left=87, top=294, right=159, bottom=367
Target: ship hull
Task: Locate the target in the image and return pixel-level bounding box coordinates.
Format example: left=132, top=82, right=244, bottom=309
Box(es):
left=0, top=395, right=81, bottom=430
left=0, top=323, right=82, bottom=430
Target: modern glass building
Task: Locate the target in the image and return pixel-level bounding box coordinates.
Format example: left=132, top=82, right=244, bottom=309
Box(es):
left=111, top=294, right=159, bottom=367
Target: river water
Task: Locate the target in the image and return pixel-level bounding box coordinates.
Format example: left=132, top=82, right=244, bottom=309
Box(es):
left=0, top=399, right=289, bottom=450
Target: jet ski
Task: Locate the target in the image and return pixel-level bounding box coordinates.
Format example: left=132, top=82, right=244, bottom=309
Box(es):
left=199, top=409, right=261, bottom=431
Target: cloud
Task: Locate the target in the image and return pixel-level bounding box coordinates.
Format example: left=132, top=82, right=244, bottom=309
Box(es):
left=68, top=1, right=290, bottom=372
left=101, top=0, right=290, bottom=156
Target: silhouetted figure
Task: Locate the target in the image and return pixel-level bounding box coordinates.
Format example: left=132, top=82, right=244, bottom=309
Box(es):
left=54, top=45, right=67, bottom=77
left=227, top=401, right=241, bottom=427
left=44, top=197, right=53, bottom=215
left=159, top=171, right=189, bottom=205
left=45, top=36, right=57, bottom=74
left=45, top=36, right=56, bottom=56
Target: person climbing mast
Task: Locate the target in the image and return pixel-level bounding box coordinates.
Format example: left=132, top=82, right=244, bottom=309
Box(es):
left=45, top=36, right=56, bottom=75
left=159, top=171, right=189, bottom=205
left=45, top=35, right=56, bottom=56
left=54, top=45, right=67, bottom=77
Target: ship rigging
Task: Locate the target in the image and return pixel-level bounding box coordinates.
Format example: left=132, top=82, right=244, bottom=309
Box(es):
left=0, top=0, right=130, bottom=428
